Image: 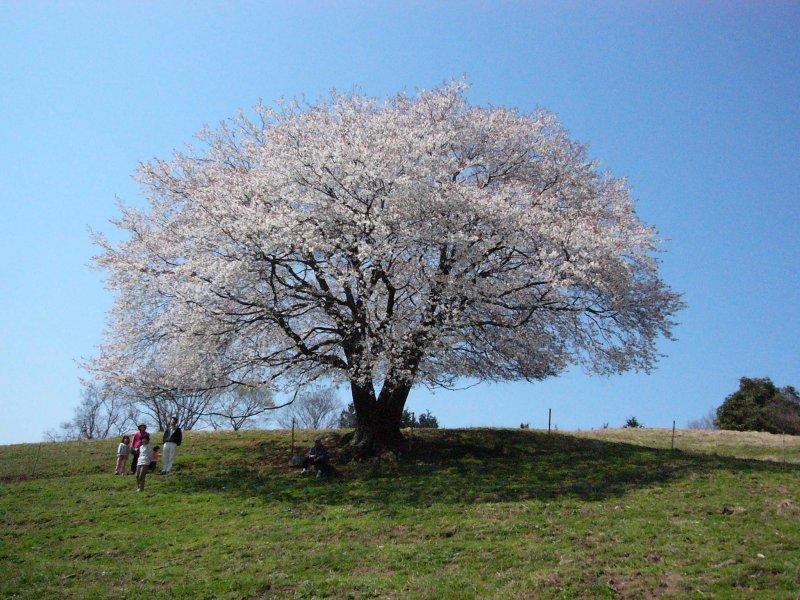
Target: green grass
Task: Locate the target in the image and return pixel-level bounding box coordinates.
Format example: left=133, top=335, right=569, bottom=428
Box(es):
left=2, top=428, right=799, bottom=598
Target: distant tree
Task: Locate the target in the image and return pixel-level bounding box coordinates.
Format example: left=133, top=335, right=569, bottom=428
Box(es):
left=206, top=384, right=275, bottom=431
left=45, top=382, right=137, bottom=441
left=339, top=403, right=438, bottom=431
left=687, top=408, right=717, bottom=430
left=624, top=416, right=643, bottom=429
left=338, top=402, right=358, bottom=428
left=120, top=384, right=212, bottom=431
left=279, top=386, right=341, bottom=429
left=715, top=377, right=800, bottom=435
left=417, top=410, right=439, bottom=429
left=398, top=408, right=439, bottom=429
left=400, top=409, right=417, bottom=428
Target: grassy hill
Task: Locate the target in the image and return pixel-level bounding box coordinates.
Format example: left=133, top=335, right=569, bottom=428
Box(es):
left=1, top=428, right=798, bottom=598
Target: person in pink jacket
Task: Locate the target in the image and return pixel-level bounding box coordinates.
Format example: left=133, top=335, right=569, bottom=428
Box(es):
left=129, top=424, right=147, bottom=473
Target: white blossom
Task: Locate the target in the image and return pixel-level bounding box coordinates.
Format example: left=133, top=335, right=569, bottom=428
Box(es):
left=90, top=81, right=683, bottom=443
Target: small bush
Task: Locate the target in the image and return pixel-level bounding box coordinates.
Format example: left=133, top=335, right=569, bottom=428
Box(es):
left=624, top=416, right=643, bottom=428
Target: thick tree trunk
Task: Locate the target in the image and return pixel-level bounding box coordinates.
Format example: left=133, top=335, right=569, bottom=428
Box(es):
left=348, top=379, right=411, bottom=455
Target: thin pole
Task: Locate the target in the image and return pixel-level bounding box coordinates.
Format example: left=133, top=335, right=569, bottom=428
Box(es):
left=671, top=420, right=676, bottom=450
left=30, top=443, right=42, bottom=478
left=783, top=430, right=786, bottom=464
left=291, top=417, right=296, bottom=457
left=548, top=408, right=552, bottom=434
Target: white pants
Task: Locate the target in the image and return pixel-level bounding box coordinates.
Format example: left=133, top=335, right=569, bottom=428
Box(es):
left=162, top=441, right=178, bottom=473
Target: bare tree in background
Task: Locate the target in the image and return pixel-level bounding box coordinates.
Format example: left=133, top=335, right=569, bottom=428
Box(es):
left=687, top=408, right=718, bottom=430
left=43, top=382, right=138, bottom=441
left=108, top=374, right=288, bottom=432
left=206, top=384, right=275, bottom=431
left=136, top=389, right=212, bottom=431
left=106, top=380, right=214, bottom=431
left=279, top=386, right=341, bottom=429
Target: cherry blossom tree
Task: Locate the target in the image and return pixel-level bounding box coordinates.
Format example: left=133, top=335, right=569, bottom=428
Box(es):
left=91, top=81, right=682, bottom=453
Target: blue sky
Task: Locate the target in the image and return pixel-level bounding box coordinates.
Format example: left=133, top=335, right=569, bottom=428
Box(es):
left=1, top=1, right=798, bottom=444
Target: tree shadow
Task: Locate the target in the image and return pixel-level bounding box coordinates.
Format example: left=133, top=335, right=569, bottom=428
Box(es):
left=173, top=429, right=798, bottom=508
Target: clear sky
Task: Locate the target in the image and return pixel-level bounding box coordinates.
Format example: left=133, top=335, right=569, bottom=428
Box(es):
left=1, top=1, right=798, bottom=444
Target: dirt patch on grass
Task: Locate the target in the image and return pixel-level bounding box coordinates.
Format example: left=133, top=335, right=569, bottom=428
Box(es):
left=720, top=505, right=747, bottom=515
left=774, top=498, right=799, bottom=516
left=657, top=572, right=686, bottom=597
left=608, top=571, right=685, bottom=599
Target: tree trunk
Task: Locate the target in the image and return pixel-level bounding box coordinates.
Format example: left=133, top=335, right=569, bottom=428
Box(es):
left=348, top=379, right=411, bottom=455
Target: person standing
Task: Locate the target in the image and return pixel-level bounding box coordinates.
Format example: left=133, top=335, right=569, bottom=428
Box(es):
left=161, top=416, right=182, bottom=474
left=130, top=424, right=147, bottom=473
left=115, top=435, right=131, bottom=475
left=136, top=433, right=153, bottom=491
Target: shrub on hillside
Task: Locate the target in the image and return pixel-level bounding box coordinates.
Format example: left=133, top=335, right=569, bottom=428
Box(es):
left=624, top=416, right=643, bottom=428
left=716, top=377, right=800, bottom=435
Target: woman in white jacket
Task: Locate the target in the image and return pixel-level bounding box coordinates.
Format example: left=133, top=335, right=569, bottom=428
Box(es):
left=136, top=434, right=153, bottom=491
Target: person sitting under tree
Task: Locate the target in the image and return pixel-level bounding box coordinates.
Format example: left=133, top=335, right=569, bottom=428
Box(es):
left=300, top=438, right=330, bottom=478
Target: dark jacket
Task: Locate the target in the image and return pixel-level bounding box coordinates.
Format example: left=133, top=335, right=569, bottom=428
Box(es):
left=308, top=444, right=328, bottom=461
left=163, top=426, right=182, bottom=446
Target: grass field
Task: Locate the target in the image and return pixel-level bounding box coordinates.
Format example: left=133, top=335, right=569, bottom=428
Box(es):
left=1, top=427, right=799, bottom=598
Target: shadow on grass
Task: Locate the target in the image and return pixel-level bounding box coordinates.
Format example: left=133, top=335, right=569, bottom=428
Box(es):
left=172, top=429, right=799, bottom=508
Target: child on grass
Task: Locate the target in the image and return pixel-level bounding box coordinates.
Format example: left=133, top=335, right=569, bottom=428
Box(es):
left=136, top=433, right=153, bottom=491
left=148, top=446, right=161, bottom=472
left=115, top=435, right=131, bottom=475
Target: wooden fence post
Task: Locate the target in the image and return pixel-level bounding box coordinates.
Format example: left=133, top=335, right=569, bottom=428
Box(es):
left=291, top=417, right=296, bottom=457
left=548, top=408, right=552, bottom=434
left=671, top=420, right=676, bottom=450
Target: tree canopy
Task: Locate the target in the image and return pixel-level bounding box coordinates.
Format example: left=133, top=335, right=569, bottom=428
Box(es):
left=92, top=81, right=682, bottom=451
left=716, top=377, right=800, bottom=435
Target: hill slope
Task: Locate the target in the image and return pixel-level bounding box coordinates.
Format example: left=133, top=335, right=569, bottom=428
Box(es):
left=2, top=428, right=799, bottom=598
